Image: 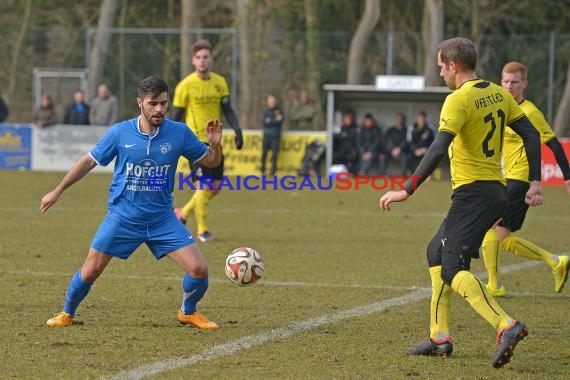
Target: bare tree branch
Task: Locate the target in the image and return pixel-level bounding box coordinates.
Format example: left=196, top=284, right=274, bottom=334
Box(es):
left=347, top=0, right=380, bottom=84
left=237, top=0, right=253, bottom=128
left=181, top=0, right=201, bottom=77
left=7, top=0, right=31, bottom=100
left=554, top=57, right=570, bottom=136
left=422, top=0, right=444, bottom=86
left=88, top=0, right=118, bottom=98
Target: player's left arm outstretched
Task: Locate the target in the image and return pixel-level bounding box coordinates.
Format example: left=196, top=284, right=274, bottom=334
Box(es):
left=221, top=96, right=244, bottom=150
left=380, top=131, right=455, bottom=211
left=40, top=154, right=98, bottom=213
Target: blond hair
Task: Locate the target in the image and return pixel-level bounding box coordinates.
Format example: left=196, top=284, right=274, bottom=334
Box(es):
left=502, top=61, right=527, bottom=81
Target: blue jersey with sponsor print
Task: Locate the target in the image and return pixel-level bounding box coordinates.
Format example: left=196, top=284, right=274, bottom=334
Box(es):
left=90, top=116, right=207, bottom=225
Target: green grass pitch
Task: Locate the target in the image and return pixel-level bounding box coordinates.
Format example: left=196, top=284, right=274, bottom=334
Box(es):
left=1, top=171, right=569, bottom=379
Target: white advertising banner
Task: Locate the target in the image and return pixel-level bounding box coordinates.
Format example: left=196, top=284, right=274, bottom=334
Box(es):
left=32, top=124, right=114, bottom=172
left=375, top=75, right=425, bottom=91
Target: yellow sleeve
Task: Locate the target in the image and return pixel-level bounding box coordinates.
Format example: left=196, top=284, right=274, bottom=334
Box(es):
left=217, top=75, right=230, bottom=98
left=526, top=107, right=556, bottom=144
left=172, top=79, right=188, bottom=109
left=504, top=93, right=525, bottom=125
left=438, top=93, right=466, bottom=136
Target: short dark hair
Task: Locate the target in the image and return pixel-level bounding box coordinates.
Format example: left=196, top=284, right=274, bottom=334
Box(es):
left=192, top=39, right=212, bottom=55
left=437, top=37, right=477, bottom=71
left=137, top=76, right=169, bottom=99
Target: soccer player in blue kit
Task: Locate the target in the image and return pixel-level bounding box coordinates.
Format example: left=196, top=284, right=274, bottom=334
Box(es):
left=41, top=76, right=221, bottom=329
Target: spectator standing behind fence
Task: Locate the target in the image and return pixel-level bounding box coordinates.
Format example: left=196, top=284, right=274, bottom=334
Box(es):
left=63, top=90, right=90, bottom=125
left=410, top=111, right=435, bottom=172
left=90, top=83, right=119, bottom=126
left=332, top=110, right=359, bottom=175
left=0, top=95, right=9, bottom=122
left=357, top=113, right=384, bottom=176
left=290, top=90, right=316, bottom=131
left=260, top=94, right=284, bottom=176
left=34, top=94, right=57, bottom=128
left=381, top=112, right=410, bottom=175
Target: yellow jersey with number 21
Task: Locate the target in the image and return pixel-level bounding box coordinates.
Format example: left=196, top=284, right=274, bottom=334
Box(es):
left=438, top=79, right=525, bottom=189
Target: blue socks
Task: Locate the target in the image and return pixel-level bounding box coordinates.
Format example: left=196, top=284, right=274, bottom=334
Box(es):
left=62, top=271, right=208, bottom=316
left=181, top=274, right=208, bottom=314
left=63, top=270, right=93, bottom=316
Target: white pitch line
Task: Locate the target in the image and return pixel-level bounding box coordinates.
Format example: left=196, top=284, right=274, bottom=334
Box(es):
left=102, top=290, right=431, bottom=380
left=102, top=261, right=542, bottom=380
left=1, top=269, right=427, bottom=291
left=8, top=267, right=567, bottom=298
left=5, top=260, right=552, bottom=292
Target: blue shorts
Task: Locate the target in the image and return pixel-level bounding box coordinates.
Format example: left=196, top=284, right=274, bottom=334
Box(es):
left=91, top=211, right=195, bottom=260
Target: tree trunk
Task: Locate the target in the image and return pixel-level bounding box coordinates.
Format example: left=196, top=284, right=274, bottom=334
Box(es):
left=163, top=0, right=176, bottom=81
left=88, top=0, right=118, bottom=99
left=180, top=0, right=200, bottom=77
left=346, top=0, right=380, bottom=85
left=7, top=0, right=31, bottom=102
left=304, top=0, right=323, bottom=129
left=118, top=0, right=127, bottom=121
left=553, top=57, right=570, bottom=136
left=469, top=1, right=489, bottom=76
left=422, top=0, right=444, bottom=86
left=236, top=0, right=253, bottom=129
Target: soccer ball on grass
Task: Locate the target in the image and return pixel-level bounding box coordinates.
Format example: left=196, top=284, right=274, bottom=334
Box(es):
left=225, top=247, right=264, bottom=286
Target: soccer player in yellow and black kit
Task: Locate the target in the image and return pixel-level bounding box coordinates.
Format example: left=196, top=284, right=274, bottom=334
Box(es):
left=482, top=62, right=570, bottom=297
left=172, top=39, right=244, bottom=242
left=380, top=38, right=543, bottom=368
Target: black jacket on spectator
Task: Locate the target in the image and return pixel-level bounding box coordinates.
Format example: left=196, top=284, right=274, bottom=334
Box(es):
left=358, top=124, right=384, bottom=155
left=385, top=126, right=409, bottom=154
left=410, top=126, right=435, bottom=157
left=262, top=106, right=283, bottom=136
left=333, top=121, right=359, bottom=174
left=64, top=102, right=90, bottom=125
left=0, top=97, right=8, bottom=122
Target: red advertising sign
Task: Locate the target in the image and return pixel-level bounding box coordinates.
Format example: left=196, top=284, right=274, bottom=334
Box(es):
left=541, top=138, right=570, bottom=185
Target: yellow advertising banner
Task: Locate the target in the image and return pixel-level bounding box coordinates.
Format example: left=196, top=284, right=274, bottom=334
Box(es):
left=177, top=130, right=327, bottom=176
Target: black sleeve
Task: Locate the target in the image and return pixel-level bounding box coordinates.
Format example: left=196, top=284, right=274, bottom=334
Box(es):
left=403, top=131, right=455, bottom=194
left=221, top=96, right=242, bottom=132
left=546, top=138, right=570, bottom=180
left=508, top=115, right=541, bottom=181
left=171, top=107, right=185, bottom=122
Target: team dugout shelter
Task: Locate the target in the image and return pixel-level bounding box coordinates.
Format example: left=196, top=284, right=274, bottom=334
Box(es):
left=324, top=77, right=451, bottom=178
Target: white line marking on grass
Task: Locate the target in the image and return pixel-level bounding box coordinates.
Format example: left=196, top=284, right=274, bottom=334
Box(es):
left=103, top=290, right=431, bottom=380
left=12, top=266, right=568, bottom=298
left=1, top=269, right=429, bottom=291
left=3, top=259, right=549, bottom=292
left=102, top=261, right=541, bottom=380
